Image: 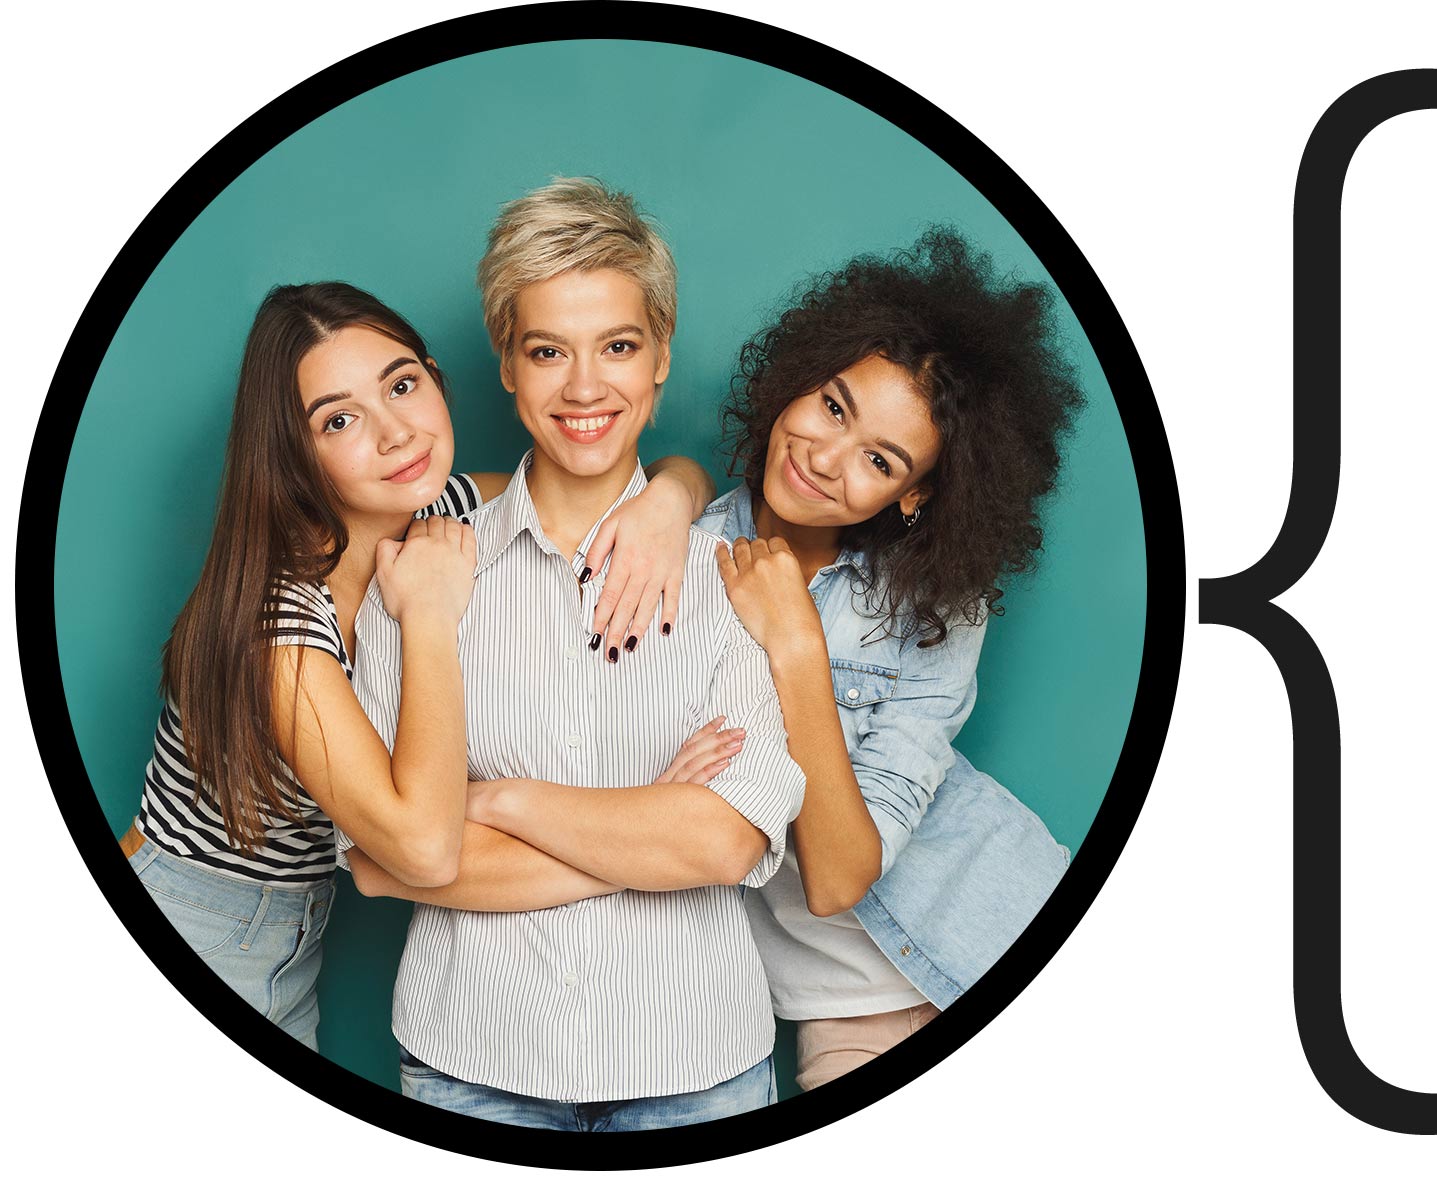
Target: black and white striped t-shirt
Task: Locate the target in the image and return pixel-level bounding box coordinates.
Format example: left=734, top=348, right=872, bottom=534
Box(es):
left=136, top=474, right=482, bottom=884
left=344, top=456, right=807, bottom=1100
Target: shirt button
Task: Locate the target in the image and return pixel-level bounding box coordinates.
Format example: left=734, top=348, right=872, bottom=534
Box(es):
left=899, top=944, right=912, bottom=957
left=846, top=688, right=860, bottom=702
left=562, top=971, right=579, bottom=987
left=566, top=734, right=582, bottom=749
left=564, top=644, right=578, bottom=661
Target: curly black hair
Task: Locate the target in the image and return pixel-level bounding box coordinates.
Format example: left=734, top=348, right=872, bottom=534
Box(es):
left=723, top=226, right=1085, bottom=646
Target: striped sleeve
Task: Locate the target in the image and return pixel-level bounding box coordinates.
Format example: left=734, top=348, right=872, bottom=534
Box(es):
left=419, top=473, right=483, bottom=520
left=261, top=578, right=345, bottom=666
left=701, top=613, right=807, bottom=888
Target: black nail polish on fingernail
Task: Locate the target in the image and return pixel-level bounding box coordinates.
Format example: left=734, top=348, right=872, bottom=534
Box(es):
left=607, top=646, right=619, bottom=663
left=589, top=633, right=602, bottom=650
left=624, top=635, right=637, bottom=653
left=661, top=622, right=671, bottom=636
left=578, top=566, right=592, bottom=584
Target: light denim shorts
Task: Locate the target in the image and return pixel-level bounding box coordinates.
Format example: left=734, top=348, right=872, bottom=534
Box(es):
left=127, top=831, right=334, bottom=1049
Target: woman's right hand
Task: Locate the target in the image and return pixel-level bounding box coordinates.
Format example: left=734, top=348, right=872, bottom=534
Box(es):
left=656, top=716, right=746, bottom=784
left=375, top=515, right=477, bottom=626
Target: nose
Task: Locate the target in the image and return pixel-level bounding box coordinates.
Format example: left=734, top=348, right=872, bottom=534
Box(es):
left=808, top=432, right=843, bottom=477
left=375, top=405, right=415, bottom=453
left=564, top=355, right=606, bottom=406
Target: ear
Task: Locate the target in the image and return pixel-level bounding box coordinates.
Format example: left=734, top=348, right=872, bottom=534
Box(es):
left=499, top=350, right=516, bottom=394
left=653, top=339, right=672, bottom=387
left=898, top=485, right=930, bottom=519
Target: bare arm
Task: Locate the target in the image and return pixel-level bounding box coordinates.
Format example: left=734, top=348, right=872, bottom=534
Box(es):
left=348, top=719, right=747, bottom=906
left=469, top=610, right=804, bottom=892
left=642, top=455, right=716, bottom=517
left=275, top=518, right=476, bottom=889
left=715, top=536, right=879, bottom=916
left=347, top=823, right=619, bottom=910
left=471, top=778, right=767, bottom=891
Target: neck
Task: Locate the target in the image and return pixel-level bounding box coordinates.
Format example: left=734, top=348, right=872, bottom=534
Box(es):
left=328, top=509, right=412, bottom=594
left=527, top=449, right=638, bottom=558
left=752, top=493, right=843, bottom=583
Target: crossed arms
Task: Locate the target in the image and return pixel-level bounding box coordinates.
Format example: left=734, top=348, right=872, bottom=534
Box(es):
left=341, top=612, right=805, bottom=911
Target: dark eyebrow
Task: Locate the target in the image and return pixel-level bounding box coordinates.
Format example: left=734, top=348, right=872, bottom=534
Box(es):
left=832, top=376, right=915, bottom=473
left=305, top=356, right=419, bottom=418
left=877, top=437, right=915, bottom=473
left=378, top=356, right=418, bottom=380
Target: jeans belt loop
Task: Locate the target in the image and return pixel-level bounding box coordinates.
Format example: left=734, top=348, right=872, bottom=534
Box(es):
left=239, top=886, right=273, bottom=951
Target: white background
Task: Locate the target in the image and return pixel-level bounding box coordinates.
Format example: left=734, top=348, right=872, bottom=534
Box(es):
left=6, top=0, right=1435, bottom=1180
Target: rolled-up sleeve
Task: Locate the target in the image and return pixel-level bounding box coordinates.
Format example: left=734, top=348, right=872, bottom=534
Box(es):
left=702, top=616, right=806, bottom=887
left=333, top=582, right=404, bottom=871
left=855, top=617, right=986, bottom=876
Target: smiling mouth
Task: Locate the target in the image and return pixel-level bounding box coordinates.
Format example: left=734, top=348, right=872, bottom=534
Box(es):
left=783, top=451, right=832, bottom=501
left=384, top=451, right=431, bottom=483
left=554, top=412, right=619, bottom=443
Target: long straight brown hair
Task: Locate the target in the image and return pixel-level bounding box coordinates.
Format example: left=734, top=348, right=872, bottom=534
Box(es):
left=162, top=282, right=447, bottom=851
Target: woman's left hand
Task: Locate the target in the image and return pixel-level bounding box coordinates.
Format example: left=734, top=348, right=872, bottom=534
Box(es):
left=714, top=536, right=826, bottom=657
left=584, top=473, right=693, bottom=658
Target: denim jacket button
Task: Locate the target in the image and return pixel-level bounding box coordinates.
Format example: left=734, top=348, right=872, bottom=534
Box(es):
left=846, top=688, right=860, bottom=701
left=899, top=944, right=912, bottom=956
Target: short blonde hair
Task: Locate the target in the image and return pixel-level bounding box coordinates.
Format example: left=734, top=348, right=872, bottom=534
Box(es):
left=477, top=177, right=678, bottom=358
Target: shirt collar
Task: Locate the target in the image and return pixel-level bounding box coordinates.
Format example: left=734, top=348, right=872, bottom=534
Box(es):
left=474, top=449, right=649, bottom=576
left=717, top=484, right=871, bottom=581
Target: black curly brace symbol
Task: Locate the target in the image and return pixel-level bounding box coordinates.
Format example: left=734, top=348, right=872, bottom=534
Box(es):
left=1199, top=68, right=1437, bottom=1136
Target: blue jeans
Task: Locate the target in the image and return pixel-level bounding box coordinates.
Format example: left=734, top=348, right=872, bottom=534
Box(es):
left=399, top=1049, right=776, bottom=1129
left=127, top=832, right=334, bottom=1048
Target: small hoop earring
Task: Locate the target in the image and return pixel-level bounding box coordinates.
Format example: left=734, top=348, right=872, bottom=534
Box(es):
left=902, top=506, right=921, bottom=528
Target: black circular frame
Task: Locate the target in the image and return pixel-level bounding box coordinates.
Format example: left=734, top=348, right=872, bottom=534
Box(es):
left=18, top=2, right=1185, bottom=1169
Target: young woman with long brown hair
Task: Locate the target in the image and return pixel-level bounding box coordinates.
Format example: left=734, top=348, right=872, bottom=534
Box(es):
left=121, top=281, right=711, bottom=1048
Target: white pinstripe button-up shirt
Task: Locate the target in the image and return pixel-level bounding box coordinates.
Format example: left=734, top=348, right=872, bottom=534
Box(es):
left=342, top=454, right=805, bottom=1101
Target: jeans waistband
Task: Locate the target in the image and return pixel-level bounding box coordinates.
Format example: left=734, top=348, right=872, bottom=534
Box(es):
left=127, top=821, right=334, bottom=921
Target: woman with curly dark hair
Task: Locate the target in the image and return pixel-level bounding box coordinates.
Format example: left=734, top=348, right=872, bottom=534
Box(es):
left=698, top=226, right=1080, bottom=1090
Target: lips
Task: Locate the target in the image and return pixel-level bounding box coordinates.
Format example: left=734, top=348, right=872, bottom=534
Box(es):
left=782, top=451, right=832, bottom=501
left=384, top=450, right=432, bottom=483
left=553, top=411, right=619, bottom=444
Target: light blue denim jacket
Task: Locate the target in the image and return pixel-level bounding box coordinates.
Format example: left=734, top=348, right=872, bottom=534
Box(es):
left=697, top=486, right=1069, bottom=1009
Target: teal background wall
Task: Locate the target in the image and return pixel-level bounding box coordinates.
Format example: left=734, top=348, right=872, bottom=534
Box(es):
left=54, top=40, right=1145, bottom=1098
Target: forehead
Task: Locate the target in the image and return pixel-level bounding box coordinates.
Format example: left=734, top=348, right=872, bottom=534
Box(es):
left=840, top=355, right=941, bottom=447
left=297, top=325, right=410, bottom=394
left=513, top=268, right=652, bottom=333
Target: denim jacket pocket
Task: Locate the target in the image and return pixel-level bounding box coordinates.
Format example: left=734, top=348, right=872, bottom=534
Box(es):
left=830, top=660, right=900, bottom=708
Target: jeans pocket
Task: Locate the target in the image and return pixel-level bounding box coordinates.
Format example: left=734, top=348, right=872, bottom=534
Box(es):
left=146, top=887, right=249, bottom=959
left=398, top=1046, right=438, bottom=1078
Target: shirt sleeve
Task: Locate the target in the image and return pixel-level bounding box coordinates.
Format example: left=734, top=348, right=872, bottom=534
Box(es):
left=854, top=616, right=986, bottom=876
left=332, top=579, right=405, bottom=871
left=420, top=473, right=483, bottom=520
left=702, top=614, right=807, bottom=888
left=261, top=579, right=345, bottom=667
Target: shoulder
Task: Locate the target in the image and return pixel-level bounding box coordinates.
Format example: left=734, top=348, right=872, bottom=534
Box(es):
left=263, top=576, right=346, bottom=657
left=422, top=473, right=484, bottom=519
left=693, top=485, right=745, bottom=539
left=267, top=575, right=332, bottom=619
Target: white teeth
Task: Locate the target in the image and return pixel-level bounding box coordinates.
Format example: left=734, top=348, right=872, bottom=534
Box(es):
left=558, top=414, right=615, bottom=431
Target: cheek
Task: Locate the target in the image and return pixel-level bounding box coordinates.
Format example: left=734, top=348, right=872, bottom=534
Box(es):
left=846, top=469, right=901, bottom=518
